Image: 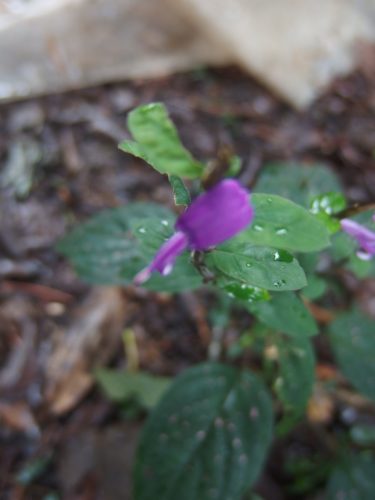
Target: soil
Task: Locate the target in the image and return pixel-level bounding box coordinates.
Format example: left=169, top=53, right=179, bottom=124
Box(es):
left=0, top=64, right=374, bottom=499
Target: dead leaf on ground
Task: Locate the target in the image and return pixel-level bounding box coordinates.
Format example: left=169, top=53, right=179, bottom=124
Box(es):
left=44, top=287, right=129, bottom=415
left=0, top=401, right=40, bottom=438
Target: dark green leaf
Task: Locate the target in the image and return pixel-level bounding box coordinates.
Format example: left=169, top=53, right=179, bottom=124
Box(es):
left=325, top=453, right=375, bottom=500
left=168, top=175, right=191, bottom=205
left=274, top=336, right=315, bottom=411
left=119, top=103, right=204, bottom=178
left=350, top=425, right=375, bottom=447
left=254, top=163, right=342, bottom=207
left=134, top=362, right=273, bottom=500
left=298, top=253, right=327, bottom=300
left=58, top=202, right=201, bottom=292
left=240, top=194, right=331, bottom=252
left=248, top=292, right=318, bottom=338
left=206, top=241, right=307, bottom=292
left=16, top=456, right=51, bottom=486
left=329, top=308, right=375, bottom=402
left=96, top=369, right=171, bottom=409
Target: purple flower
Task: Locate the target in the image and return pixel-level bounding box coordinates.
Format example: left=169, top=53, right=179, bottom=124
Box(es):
left=341, top=216, right=375, bottom=260
left=134, top=179, right=254, bottom=284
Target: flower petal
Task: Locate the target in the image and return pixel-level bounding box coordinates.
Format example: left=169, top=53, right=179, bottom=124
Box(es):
left=341, top=218, right=375, bottom=260
left=176, top=179, right=253, bottom=250
left=134, top=231, right=188, bottom=284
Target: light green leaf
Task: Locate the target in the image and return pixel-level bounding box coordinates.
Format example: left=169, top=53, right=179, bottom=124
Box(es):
left=96, top=369, right=171, bottom=409
left=248, top=292, right=318, bottom=338
left=206, top=241, right=307, bottom=292
left=119, top=103, right=204, bottom=178
left=329, top=308, right=375, bottom=402
left=240, top=194, right=331, bottom=252
left=168, top=175, right=191, bottom=206
left=134, top=362, right=273, bottom=500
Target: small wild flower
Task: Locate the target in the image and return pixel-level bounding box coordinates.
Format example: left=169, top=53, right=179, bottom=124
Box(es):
left=134, top=179, right=254, bottom=284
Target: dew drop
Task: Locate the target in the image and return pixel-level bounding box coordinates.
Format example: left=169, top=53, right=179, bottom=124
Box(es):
left=254, top=224, right=264, bottom=232
left=273, top=279, right=286, bottom=288
left=215, top=418, right=224, bottom=428
left=138, top=227, right=146, bottom=234
left=161, top=219, right=169, bottom=226
left=196, top=430, right=206, bottom=441
left=249, top=407, right=259, bottom=419
left=232, top=438, right=242, bottom=448
left=276, top=228, right=287, bottom=235
left=239, top=454, right=248, bottom=465
left=245, top=263, right=252, bottom=268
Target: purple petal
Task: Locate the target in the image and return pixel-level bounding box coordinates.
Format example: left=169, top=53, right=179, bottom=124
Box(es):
left=341, top=218, right=375, bottom=260
left=134, top=231, right=188, bottom=284
left=176, top=179, right=253, bottom=250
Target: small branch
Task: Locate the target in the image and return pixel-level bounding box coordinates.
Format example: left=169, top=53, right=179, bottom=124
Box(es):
left=337, top=202, right=375, bottom=219
left=191, top=251, right=216, bottom=283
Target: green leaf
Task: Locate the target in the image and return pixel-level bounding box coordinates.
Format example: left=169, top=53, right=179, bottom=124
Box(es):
left=206, top=241, right=307, bottom=292
left=350, top=425, right=375, bottom=447
left=325, top=453, right=375, bottom=500
left=219, top=279, right=270, bottom=303
left=329, top=308, right=375, bottom=402
left=240, top=194, right=331, bottom=252
left=274, top=336, right=315, bottom=411
left=168, top=175, right=191, bottom=205
left=57, top=203, right=169, bottom=285
left=119, top=103, right=204, bottom=179
left=96, top=369, right=171, bottom=409
left=309, top=192, right=346, bottom=216
left=16, top=456, right=52, bottom=486
left=248, top=292, right=318, bottom=338
left=254, top=162, right=342, bottom=207
left=298, top=253, right=327, bottom=300
left=57, top=202, right=202, bottom=292
left=134, top=362, right=273, bottom=500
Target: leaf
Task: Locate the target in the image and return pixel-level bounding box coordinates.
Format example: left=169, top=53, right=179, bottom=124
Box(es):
left=325, top=453, right=375, bottom=500
left=298, top=253, right=327, bottom=300
left=58, top=202, right=202, bottom=293
left=274, top=336, right=315, bottom=411
left=248, top=292, right=318, bottom=338
left=57, top=203, right=169, bottom=284
left=134, top=362, right=273, bottom=500
left=350, top=425, right=375, bottom=447
left=168, top=175, right=191, bottom=205
left=119, top=103, right=204, bottom=179
left=206, top=241, right=307, bottom=292
left=240, top=194, right=331, bottom=252
left=329, top=308, right=375, bottom=402
left=254, top=162, right=342, bottom=207
left=96, top=369, right=171, bottom=409
left=219, top=279, right=270, bottom=303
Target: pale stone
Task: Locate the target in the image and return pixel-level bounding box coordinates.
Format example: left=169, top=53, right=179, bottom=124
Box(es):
left=0, top=0, right=230, bottom=101
left=175, top=0, right=375, bottom=108
left=0, top=0, right=374, bottom=107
